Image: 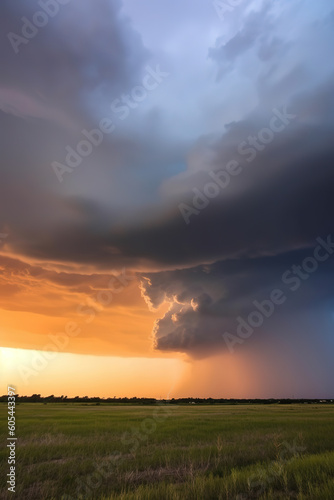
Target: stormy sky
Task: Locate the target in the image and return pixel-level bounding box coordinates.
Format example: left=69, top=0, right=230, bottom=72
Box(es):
left=1, top=0, right=334, bottom=397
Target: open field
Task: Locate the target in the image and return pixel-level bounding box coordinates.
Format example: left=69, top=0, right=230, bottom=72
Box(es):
left=1, top=404, right=334, bottom=499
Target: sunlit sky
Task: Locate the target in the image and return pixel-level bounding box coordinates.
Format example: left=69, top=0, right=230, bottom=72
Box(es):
left=1, top=0, right=334, bottom=398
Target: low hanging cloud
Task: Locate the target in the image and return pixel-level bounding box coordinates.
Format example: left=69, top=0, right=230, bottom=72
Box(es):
left=140, top=243, right=334, bottom=357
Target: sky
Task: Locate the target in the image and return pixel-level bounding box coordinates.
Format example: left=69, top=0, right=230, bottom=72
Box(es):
left=1, top=0, right=334, bottom=398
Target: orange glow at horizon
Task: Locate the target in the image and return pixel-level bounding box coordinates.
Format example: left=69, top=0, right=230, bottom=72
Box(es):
left=0, top=347, right=188, bottom=398
left=0, top=250, right=170, bottom=357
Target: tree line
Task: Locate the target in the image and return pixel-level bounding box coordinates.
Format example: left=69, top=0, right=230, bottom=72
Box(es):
left=0, top=394, right=333, bottom=404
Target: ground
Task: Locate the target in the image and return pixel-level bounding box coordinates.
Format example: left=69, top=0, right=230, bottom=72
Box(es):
left=0, top=404, right=334, bottom=499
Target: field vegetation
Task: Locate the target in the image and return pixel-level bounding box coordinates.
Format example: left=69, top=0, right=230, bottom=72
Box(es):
left=1, top=403, right=333, bottom=499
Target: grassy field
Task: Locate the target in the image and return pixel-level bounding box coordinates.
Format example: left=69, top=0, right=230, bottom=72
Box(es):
left=1, top=403, right=334, bottom=499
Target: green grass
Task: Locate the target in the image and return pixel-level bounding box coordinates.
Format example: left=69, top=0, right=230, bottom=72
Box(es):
left=1, top=404, right=333, bottom=499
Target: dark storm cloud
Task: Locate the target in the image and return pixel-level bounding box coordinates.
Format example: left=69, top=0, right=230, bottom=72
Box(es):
left=0, top=0, right=149, bottom=114
left=6, top=77, right=334, bottom=273
left=1, top=0, right=334, bottom=367
left=140, top=245, right=334, bottom=356
left=0, top=0, right=153, bottom=255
